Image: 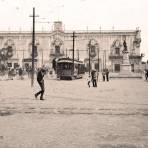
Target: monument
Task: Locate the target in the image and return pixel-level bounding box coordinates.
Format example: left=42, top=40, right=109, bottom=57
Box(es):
left=120, top=40, right=132, bottom=75
left=117, top=40, right=141, bottom=78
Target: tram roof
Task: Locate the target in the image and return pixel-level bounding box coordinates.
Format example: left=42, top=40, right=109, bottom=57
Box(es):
left=57, top=58, right=83, bottom=64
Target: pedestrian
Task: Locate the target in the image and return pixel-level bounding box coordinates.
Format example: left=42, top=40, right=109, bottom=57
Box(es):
left=102, top=70, right=106, bottom=81
left=91, top=70, right=97, bottom=87
left=35, top=68, right=46, bottom=100
left=144, top=69, right=148, bottom=80
left=19, top=67, right=23, bottom=80
left=87, top=75, right=92, bottom=87
left=105, top=68, right=109, bottom=81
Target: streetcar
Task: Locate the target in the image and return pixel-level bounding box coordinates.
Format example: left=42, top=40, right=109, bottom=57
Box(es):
left=56, top=58, right=85, bottom=80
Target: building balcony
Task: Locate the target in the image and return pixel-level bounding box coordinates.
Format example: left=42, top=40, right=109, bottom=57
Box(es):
left=129, top=55, right=142, bottom=59
left=109, top=54, right=123, bottom=59
left=50, top=52, right=64, bottom=57
left=109, top=54, right=142, bottom=60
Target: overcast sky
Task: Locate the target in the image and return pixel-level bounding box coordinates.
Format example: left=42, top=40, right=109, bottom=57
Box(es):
left=0, top=0, right=148, bottom=60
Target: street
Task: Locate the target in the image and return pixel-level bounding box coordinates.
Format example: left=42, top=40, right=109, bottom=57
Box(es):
left=0, top=77, right=148, bottom=148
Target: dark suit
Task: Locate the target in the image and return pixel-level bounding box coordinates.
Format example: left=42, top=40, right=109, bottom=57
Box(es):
left=91, top=71, right=97, bottom=87
left=35, top=70, right=45, bottom=100
left=106, top=71, right=109, bottom=81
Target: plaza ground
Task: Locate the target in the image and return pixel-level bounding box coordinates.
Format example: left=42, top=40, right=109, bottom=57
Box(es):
left=0, top=77, right=148, bottom=148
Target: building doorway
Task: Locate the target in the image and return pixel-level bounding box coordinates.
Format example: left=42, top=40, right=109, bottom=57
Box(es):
left=131, top=64, right=134, bottom=72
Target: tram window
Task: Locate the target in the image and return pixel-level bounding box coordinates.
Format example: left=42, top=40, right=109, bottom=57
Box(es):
left=7, top=63, right=12, bottom=67
left=64, top=64, right=68, bottom=69
left=75, top=64, right=78, bottom=69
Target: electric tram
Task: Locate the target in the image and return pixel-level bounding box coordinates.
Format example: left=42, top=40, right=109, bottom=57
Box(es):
left=56, top=58, right=85, bottom=80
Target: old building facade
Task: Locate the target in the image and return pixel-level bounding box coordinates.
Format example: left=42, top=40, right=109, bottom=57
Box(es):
left=0, top=21, right=142, bottom=72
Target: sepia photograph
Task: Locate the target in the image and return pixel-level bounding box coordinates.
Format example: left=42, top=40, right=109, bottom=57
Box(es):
left=0, top=0, right=148, bottom=147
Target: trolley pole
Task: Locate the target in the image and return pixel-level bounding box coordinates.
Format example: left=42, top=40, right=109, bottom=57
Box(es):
left=30, top=7, right=39, bottom=87
left=71, top=31, right=77, bottom=75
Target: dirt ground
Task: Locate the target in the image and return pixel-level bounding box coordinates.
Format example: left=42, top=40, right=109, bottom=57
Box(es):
left=0, top=77, right=148, bottom=148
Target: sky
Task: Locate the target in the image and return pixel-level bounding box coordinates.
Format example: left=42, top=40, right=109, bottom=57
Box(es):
left=0, top=0, right=148, bottom=61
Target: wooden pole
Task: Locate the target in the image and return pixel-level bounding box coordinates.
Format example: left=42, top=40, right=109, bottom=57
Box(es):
left=30, top=7, right=39, bottom=87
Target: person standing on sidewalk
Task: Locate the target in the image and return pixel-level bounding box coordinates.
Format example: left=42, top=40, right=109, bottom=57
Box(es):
left=35, top=68, right=46, bottom=100
left=87, top=75, right=92, bottom=87
left=105, top=68, right=109, bottom=81
left=102, top=70, right=106, bottom=81
left=91, top=70, right=97, bottom=87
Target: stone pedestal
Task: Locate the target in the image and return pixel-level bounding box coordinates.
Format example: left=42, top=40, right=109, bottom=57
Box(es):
left=110, top=51, right=142, bottom=78
left=119, top=51, right=133, bottom=77
left=120, top=51, right=131, bottom=74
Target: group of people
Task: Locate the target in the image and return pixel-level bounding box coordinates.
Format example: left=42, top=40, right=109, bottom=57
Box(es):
left=87, top=70, right=98, bottom=87
left=34, top=67, right=110, bottom=100
left=102, top=69, right=109, bottom=82
left=87, top=68, right=110, bottom=88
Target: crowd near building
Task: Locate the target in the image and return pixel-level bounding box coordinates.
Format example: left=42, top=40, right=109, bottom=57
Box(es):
left=0, top=21, right=142, bottom=73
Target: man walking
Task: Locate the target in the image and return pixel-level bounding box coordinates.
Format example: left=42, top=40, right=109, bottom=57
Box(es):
left=35, top=68, right=46, bottom=100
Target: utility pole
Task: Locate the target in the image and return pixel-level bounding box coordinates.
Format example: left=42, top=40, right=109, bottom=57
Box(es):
left=71, top=31, right=77, bottom=75
left=66, top=48, right=67, bottom=58
left=104, top=50, right=106, bottom=69
left=88, top=40, right=91, bottom=76
left=42, top=49, right=43, bottom=66
left=30, top=7, right=39, bottom=87
left=23, top=50, right=24, bottom=60
left=102, top=51, right=104, bottom=71
left=77, top=49, right=79, bottom=60
left=97, top=45, right=100, bottom=72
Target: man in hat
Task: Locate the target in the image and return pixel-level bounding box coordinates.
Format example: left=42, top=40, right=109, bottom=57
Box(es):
left=35, top=67, right=46, bottom=100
